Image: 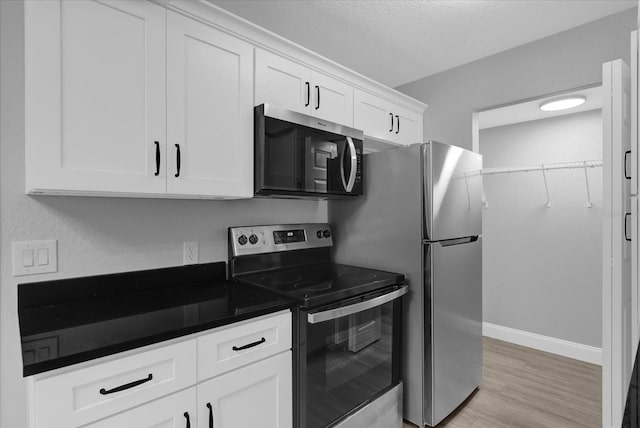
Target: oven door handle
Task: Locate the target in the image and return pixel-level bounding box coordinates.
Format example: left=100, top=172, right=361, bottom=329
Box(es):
left=307, top=286, right=407, bottom=324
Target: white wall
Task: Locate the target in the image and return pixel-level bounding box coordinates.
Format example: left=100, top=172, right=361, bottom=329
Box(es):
left=0, top=1, right=327, bottom=426
left=480, top=109, right=603, bottom=348
left=396, top=8, right=637, bottom=151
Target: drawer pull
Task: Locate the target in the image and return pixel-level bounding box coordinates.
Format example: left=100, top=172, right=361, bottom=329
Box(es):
left=207, top=402, right=214, bottom=428
left=232, top=337, right=266, bottom=351
left=99, top=373, right=153, bottom=395
left=184, top=412, right=191, bottom=428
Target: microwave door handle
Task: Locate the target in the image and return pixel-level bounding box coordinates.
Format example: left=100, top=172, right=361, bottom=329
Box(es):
left=307, top=286, right=407, bottom=324
left=340, top=141, right=348, bottom=191
left=341, top=136, right=357, bottom=192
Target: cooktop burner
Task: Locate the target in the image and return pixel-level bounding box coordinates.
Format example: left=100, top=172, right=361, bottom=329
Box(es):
left=293, top=280, right=333, bottom=291
left=236, top=262, right=403, bottom=308
left=260, top=273, right=303, bottom=286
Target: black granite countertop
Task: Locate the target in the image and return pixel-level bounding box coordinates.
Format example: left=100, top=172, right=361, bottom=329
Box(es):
left=624, top=343, right=640, bottom=427
left=18, top=262, right=295, bottom=376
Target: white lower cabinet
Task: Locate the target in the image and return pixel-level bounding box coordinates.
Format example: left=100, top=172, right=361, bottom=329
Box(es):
left=85, top=388, right=196, bottom=428
left=28, top=311, right=292, bottom=428
left=197, top=352, right=292, bottom=428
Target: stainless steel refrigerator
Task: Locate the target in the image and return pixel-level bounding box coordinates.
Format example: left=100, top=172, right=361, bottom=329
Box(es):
left=330, top=141, right=483, bottom=427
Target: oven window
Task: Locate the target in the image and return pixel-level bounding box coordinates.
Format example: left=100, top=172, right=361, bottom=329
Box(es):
left=305, top=300, right=400, bottom=428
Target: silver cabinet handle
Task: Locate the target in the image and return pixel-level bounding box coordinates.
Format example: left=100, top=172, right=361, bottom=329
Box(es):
left=307, top=286, right=407, bottom=324
left=340, top=136, right=358, bottom=193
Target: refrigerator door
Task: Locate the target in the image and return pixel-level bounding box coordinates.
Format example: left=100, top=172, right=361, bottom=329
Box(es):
left=425, top=237, right=482, bottom=426
left=423, top=141, right=483, bottom=241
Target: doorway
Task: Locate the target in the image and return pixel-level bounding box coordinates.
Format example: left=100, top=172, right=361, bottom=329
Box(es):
left=476, top=85, right=604, bottom=364
left=473, top=57, right=634, bottom=428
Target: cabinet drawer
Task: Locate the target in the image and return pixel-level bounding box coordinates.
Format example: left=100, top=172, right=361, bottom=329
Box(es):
left=33, top=340, right=197, bottom=428
left=197, top=311, right=291, bottom=381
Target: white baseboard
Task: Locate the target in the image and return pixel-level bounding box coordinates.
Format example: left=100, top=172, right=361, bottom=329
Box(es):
left=483, top=322, right=602, bottom=366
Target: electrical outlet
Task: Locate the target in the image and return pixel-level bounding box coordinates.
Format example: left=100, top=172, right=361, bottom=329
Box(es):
left=183, top=242, right=198, bottom=265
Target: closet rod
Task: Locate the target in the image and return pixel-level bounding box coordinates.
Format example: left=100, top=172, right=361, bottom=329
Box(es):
left=479, top=159, right=603, bottom=176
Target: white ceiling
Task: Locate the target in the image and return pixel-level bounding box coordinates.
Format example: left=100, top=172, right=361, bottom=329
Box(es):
left=479, top=86, right=602, bottom=130
left=210, top=0, right=636, bottom=88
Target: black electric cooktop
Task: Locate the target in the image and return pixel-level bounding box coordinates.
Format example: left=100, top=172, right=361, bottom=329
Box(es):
left=234, top=262, right=404, bottom=308
left=18, top=262, right=294, bottom=376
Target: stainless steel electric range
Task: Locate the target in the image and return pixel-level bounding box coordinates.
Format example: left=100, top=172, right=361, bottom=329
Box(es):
left=228, top=223, right=407, bottom=428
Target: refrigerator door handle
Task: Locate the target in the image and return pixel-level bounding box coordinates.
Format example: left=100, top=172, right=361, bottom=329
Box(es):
left=437, top=236, right=479, bottom=247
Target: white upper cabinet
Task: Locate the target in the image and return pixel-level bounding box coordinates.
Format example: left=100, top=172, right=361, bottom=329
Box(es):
left=354, top=89, right=395, bottom=142
left=255, top=48, right=354, bottom=126
left=25, top=0, right=167, bottom=195
left=354, top=89, right=423, bottom=147
left=392, top=103, right=422, bottom=145
left=24, top=0, right=425, bottom=198
left=254, top=49, right=311, bottom=114
left=25, top=1, right=253, bottom=199
left=311, top=70, right=354, bottom=126
left=166, top=11, right=253, bottom=198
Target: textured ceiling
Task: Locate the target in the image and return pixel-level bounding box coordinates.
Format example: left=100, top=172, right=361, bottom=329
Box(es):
left=210, top=0, right=636, bottom=88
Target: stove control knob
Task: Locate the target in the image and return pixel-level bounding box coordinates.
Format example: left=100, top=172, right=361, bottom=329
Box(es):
left=317, top=230, right=323, bottom=239
left=237, top=235, right=248, bottom=246
left=323, top=229, right=331, bottom=238
left=249, top=234, right=259, bottom=245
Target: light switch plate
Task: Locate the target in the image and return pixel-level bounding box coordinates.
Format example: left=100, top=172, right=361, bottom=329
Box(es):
left=12, top=240, right=57, bottom=276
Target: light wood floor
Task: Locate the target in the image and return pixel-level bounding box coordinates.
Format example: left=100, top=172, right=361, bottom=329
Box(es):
left=403, top=337, right=601, bottom=428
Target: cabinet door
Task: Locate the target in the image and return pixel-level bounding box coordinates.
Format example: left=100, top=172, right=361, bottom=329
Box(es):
left=354, top=89, right=422, bottom=146
left=392, top=104, right=422, bottom=146
left=166, top=11, right=253, bottom=198
left=311, top=71, right=354, bottom=126
left=86, top=388, right=196, bottom=428
left=25, top=0, right=166, bottom=195
left=197, top=352, right=292, bottom=428
left=354, top=89, right=395, bottom=142
left=255, top=48, right=312, bottom=116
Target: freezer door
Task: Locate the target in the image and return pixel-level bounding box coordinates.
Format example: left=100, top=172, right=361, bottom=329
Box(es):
left=423, top=141, right=483, bottom=241
left=425, top=237, right=482, bottom=426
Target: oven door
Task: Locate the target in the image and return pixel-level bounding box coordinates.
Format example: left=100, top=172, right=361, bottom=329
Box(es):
left=255, top=104, right=363, bottom=198
left=299, top=285, right=406, bottom=428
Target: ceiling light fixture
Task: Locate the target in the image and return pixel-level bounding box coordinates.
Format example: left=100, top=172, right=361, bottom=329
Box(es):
left=539, top=95, right=586, bottom=112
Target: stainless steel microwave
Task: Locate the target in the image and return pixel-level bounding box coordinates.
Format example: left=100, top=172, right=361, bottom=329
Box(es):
left=254, top=104, right=364, bottom=199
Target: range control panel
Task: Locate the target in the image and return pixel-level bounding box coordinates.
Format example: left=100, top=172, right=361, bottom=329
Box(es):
left=229, top=223, right=333, bottom=257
